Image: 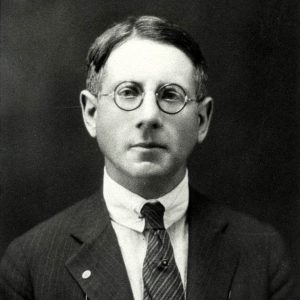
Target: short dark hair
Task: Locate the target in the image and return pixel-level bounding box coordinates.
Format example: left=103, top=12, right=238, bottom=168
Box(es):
left=86, top=15, right=208, bottom=100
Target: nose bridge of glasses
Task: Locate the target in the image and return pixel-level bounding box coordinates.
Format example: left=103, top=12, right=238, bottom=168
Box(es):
left=135, top=91, right=164, bottom=129
left=140, top=89, right=161, bottom=112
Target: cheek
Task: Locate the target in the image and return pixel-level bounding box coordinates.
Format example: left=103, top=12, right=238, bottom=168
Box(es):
left=174, top=117, right=199, bottom=147
left=95, top=115, right=116, bottom=150
left=179, top=131, right=198, bottom=157
left=95, top=111, right=128, bottom=152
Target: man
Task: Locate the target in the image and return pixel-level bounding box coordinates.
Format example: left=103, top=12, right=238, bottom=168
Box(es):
left=0, top=16, right=295, bottom=299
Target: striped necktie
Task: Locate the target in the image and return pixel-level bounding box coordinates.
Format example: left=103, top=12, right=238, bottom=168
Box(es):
left=141, top=202, right=185, bottom=300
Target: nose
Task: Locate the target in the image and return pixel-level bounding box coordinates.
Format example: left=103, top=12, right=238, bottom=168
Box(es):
left=135, top=91, right=163, bottom=130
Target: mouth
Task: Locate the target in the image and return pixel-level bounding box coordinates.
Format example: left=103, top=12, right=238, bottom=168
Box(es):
left=131, top=142, right=166, bottom=150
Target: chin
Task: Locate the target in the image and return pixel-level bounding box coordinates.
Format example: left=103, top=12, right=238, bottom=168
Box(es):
left=127, top=161, right=171, bottom=178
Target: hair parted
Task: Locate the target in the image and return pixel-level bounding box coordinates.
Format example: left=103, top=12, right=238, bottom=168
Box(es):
left=86, top=15, right=208, bottom=101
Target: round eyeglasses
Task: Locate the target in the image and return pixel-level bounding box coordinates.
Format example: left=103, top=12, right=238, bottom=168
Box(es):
left=98, top=81, right=197, bottom=114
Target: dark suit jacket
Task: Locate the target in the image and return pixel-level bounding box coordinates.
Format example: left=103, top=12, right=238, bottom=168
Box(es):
left=0, top=187, right=295, bottom=299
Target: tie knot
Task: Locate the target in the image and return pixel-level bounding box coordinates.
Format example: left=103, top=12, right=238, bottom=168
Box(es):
left=141, top=202, right=165, bottom=230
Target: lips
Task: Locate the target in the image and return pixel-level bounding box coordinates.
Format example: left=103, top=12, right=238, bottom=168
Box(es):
left=131, top=142, right=166, bottom=149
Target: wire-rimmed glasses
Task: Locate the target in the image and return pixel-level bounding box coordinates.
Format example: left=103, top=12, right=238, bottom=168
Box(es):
left=98, top=81, right=197, bottom=114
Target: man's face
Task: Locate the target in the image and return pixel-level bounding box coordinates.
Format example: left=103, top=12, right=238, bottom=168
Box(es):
left=81, top=38, right=212, bottom=188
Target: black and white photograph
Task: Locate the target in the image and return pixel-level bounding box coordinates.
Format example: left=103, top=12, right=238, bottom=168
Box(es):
left=1, top=1, right=299, bottom=299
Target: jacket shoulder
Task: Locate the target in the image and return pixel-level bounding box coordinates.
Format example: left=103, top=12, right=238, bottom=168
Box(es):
left=2, top=191, right=103, bottom=264
left=190, top=188, right=295, bottom=298
left=190, top=186, right=281, bottom=236
left=25, top=193, right=98, bottom=237
left=190, top=187, right=289, bottom=261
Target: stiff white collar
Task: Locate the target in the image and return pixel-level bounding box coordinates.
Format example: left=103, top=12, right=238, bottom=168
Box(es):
left=103, top=168, right=189, bottom=232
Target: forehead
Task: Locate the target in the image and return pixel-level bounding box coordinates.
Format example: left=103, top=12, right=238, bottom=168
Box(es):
left=102, top=38, right=195, bottom=88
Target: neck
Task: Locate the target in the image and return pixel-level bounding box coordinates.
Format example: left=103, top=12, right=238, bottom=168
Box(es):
left=105, top=167, right=186, bottom=199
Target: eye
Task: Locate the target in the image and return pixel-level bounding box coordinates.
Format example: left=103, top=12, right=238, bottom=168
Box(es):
left=162, top=90, right=180, bottom=101
left=159, top=85, right=185, bottom=102
left=116, top=83, right=141, bottom=99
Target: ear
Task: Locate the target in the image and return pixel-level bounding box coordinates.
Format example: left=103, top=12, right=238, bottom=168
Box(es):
left=197, top=96, right=213, bottom=143
left=80, top=90, right=98, bottom=138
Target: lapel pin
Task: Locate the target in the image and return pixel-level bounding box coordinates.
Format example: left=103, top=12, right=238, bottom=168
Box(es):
left=82, top=270, right=91, bottom=279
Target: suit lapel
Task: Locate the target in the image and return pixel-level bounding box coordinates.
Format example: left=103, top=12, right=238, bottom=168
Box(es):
left=186, top=187, right=240, bottom=300
left=64, top=187, right=239, bottom=300
left=65, top=191, right=134, bottom=300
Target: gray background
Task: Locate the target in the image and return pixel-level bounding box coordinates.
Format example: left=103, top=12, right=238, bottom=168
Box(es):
left=1, top=0, right=299, bottom=289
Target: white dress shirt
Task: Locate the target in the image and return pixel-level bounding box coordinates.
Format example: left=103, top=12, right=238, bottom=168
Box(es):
left=103, top=168, right=189, bottom=300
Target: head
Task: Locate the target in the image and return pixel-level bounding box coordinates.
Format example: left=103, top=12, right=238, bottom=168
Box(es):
left=80, top=16, right=213, bottom=198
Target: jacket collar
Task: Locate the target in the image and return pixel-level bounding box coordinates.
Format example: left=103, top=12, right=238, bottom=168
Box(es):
left=65, top=187, right=239, bottom=300
left=68, top=190, right=110, bottom=243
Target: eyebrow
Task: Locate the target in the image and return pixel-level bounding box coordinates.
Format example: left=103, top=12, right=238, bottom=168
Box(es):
left=105, top=80, right=190, bottom=92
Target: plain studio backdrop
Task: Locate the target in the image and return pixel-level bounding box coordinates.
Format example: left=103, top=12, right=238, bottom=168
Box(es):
left=1, top=0, right=299, bottom=290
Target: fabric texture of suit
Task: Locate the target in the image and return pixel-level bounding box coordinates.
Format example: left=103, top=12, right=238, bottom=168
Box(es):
left=0, top=187, right=296, bottom=299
